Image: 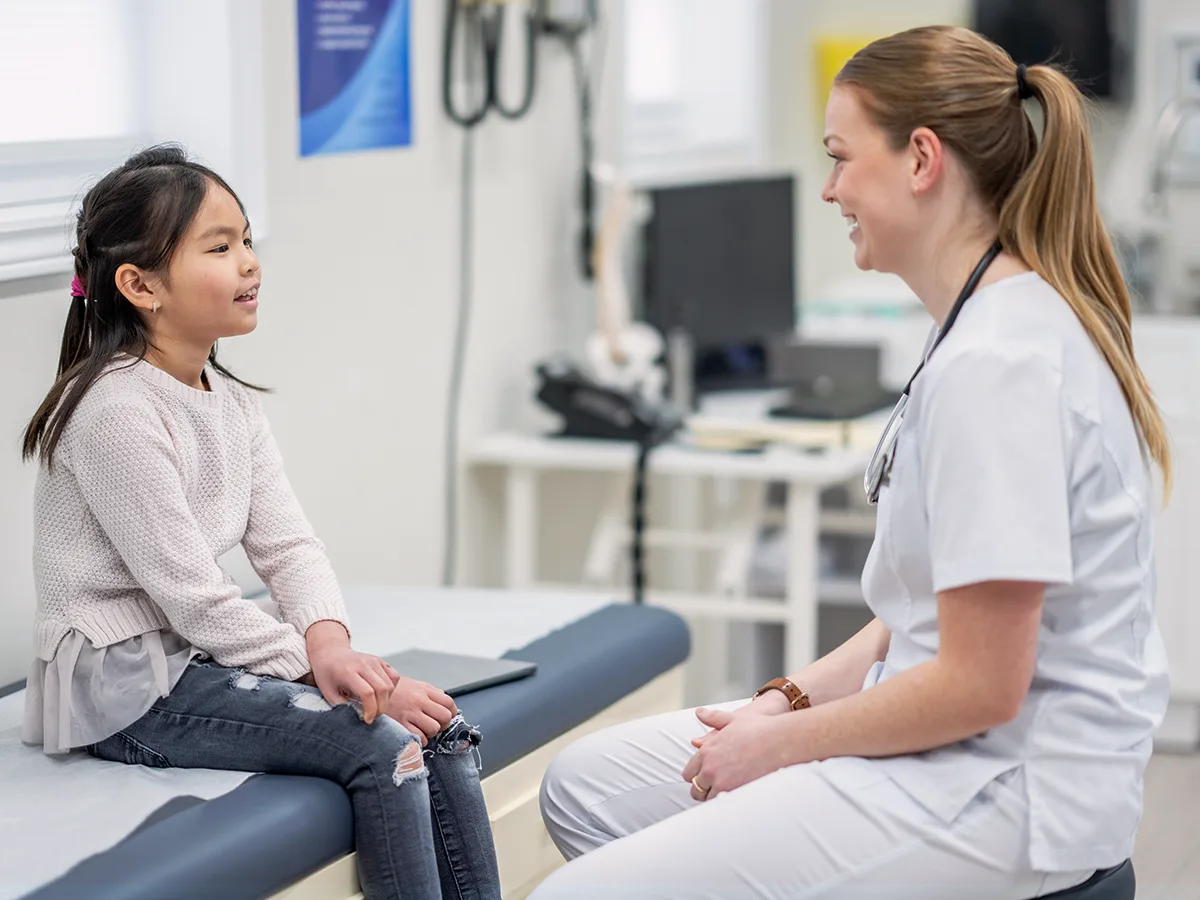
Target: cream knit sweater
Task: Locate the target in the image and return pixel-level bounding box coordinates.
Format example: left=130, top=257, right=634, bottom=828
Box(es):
left=31, top=357, right=349, bottom=681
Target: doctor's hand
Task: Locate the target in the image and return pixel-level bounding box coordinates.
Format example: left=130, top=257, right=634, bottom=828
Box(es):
left=690, top=691, right=792, bottom=750
left=386, top=677, right=459, bottom=746
left=682, top=714, right=794, bottom=801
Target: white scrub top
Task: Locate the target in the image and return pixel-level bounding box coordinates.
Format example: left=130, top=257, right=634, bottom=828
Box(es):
left=861, top=271, right=1169, bottom=873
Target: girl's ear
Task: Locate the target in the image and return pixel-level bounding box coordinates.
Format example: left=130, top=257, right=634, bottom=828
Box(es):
left=115, top=264, right=158, bottom=313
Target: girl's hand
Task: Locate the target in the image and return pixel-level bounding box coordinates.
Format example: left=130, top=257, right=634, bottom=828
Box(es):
left=386, top=677, right=459, bottom=746
left=682, top=714, right=794, bottom=801
left=305, top=622, right=399, bottom=724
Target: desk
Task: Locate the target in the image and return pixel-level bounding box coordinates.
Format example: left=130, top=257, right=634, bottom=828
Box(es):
left=469, top=432, right=870, bottom=674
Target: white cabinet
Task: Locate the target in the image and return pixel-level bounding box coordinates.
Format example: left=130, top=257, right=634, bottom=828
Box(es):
left=1133, top=320, right=1200, bottom=708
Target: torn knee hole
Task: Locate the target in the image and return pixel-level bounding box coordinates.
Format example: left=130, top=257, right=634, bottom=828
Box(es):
left=396, top=742, right=423, bottom=771
left=289, top=690, right=332, bottom=712
left=433, top=716, right=481, bottom=755
left=430, top=717, right=484, bottom=772
left=393, top=741, right=427, bottom=786
left=230, top=671, right=260, bottom=691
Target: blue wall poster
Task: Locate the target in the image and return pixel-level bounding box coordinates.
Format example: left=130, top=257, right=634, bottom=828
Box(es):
left=297, top=0, right=412, bottom=157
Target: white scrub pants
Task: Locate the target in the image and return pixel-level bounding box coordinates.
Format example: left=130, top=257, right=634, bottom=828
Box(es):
left=533, top=701, right=1094, bottom=899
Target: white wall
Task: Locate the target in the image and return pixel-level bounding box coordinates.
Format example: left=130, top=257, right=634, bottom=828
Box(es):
left=224, top=0, right=598, bottom=578
left=0, top=281, right=64, bottom=686
left=0, top=1, right=599, bottom=686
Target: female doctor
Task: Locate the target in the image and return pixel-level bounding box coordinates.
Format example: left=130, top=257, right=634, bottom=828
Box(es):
left=532, top=25, right=1171, bottom=900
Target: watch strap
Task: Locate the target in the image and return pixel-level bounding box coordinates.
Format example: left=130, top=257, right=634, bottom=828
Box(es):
left=754, top=677, right=811, bottom=711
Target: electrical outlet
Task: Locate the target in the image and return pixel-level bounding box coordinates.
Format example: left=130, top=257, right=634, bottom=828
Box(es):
left=1159, top=27, right=1200, bottom=104
left=1177, top=35, right=1200, bottom=101
left=1157, top=27, right=1200, bottom=183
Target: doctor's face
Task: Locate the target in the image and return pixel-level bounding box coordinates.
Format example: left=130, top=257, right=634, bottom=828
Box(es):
left=820, top=85, right=918, bottom=274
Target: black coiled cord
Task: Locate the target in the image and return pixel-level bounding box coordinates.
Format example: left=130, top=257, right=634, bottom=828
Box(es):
left=631, top=438, right=653, bottom=604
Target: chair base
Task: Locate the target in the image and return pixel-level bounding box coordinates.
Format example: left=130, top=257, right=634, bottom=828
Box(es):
left=1035, top=859, right=1134, bottom=899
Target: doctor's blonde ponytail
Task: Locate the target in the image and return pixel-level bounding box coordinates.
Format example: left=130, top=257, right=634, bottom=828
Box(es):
left=999, top=64, right=1171, bottom=495
left=837, top=26, right=1172, bottom=497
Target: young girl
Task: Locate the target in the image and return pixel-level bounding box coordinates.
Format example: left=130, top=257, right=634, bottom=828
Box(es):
left=534, top=25, right=1169, bottom=899
left=21, top=145, right=502, bottom=900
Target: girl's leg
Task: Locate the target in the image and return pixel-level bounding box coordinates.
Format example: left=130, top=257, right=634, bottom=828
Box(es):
left=424, top=718, right=502, bottom=900
left=87, top=661, right=491, bottom=900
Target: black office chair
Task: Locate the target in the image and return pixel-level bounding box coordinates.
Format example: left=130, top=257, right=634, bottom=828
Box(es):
left=1035, top=860, right=1135, bottom=899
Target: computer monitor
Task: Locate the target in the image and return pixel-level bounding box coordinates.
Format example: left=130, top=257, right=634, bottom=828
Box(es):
left=640, top=174, right=797, bottom=392
left=972, top=0, right=1130, bottom=99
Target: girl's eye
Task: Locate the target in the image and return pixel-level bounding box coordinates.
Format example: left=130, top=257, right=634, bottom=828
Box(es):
left=827, top=152, right=844, bottom=164
left=212, top=244, right=229, bottom=254
left=244, top=237, right=254, bottom=249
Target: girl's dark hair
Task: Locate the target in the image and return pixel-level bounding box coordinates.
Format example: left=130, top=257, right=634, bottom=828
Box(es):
left=23, top=144, right=265, bottom=465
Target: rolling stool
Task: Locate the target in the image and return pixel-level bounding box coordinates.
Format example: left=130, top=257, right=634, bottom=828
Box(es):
left=1035, top=860, right=1135, bottom=899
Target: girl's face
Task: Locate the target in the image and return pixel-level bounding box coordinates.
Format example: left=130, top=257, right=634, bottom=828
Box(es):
left=151, top=182, right=261, bottom=345
left=820, top=85, right=919, bottom=274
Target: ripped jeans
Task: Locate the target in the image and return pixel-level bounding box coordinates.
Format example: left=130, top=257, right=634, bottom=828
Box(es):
left=86, top=659, right=501, bottom=900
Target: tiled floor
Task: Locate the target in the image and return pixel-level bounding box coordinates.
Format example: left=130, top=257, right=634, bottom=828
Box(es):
left=1134, top=752, right=1200, bottom=899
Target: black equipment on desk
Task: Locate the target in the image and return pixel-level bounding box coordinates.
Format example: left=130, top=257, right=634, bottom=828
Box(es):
left=767, top=340, right=895, bottom=420
left=535, top=358, right=681, bottom=443
left=534, top=358, right=681, bottom=605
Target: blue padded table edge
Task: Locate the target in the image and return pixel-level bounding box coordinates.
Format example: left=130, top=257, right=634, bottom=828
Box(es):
left=24, top=602, right=689, bottom=900
left=464, top=602, right=690, bottom=778
left=21, top=775, right=354, bottom=900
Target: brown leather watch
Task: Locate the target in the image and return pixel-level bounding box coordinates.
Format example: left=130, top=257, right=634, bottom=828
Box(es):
left=754, top=677, right=811, bottom=711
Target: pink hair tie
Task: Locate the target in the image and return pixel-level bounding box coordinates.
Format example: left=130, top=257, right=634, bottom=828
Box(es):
left=70, top=275, right=86, bottom=299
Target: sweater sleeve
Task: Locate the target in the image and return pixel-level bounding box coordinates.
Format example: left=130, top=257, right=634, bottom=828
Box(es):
left=240, top=396, right=351, bottom=639
left=68, top=401, right=313, bottom=680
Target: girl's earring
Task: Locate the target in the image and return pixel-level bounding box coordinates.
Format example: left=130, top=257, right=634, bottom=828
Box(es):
left=152, top=301, right=159, bottom=313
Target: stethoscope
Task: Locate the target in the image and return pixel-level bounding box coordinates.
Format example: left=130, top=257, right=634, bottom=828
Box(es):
left=441, top=0, right=539, bottom=128
left=863, top=240, right=1004, bottom=504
